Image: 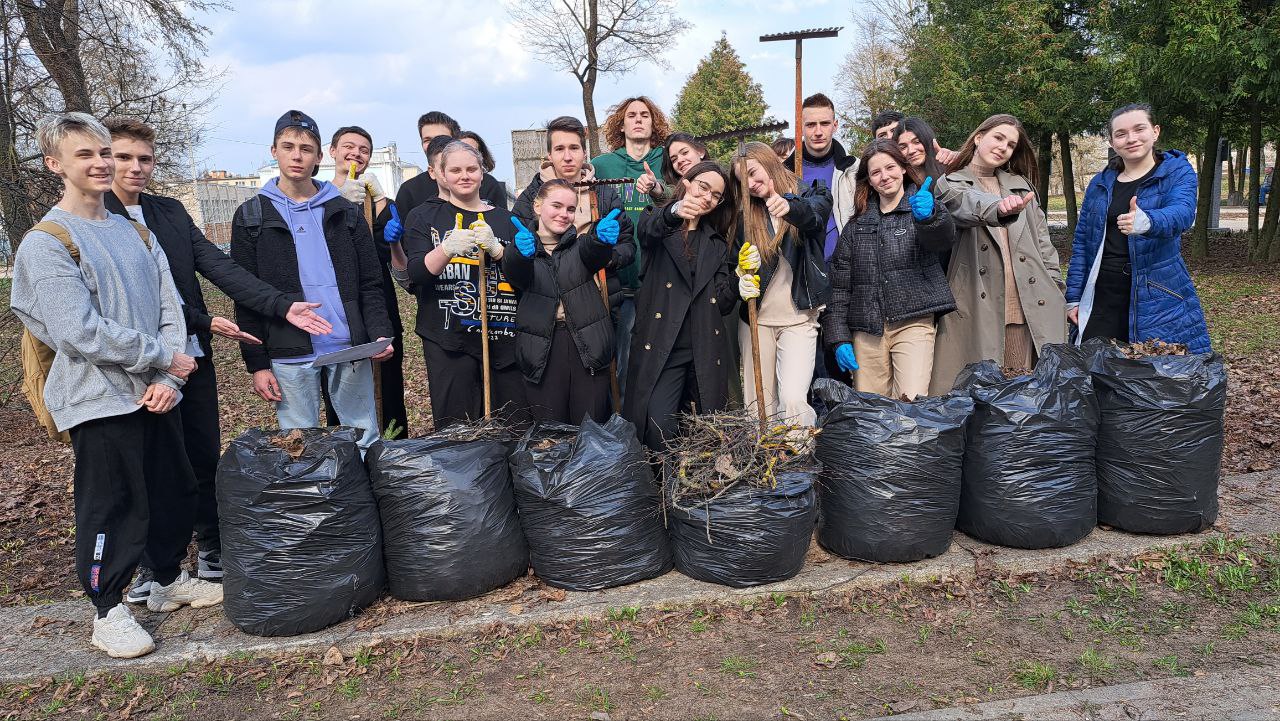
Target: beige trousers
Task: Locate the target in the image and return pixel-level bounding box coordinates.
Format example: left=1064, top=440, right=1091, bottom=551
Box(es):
left=853, top=317, right=936, bottom=400
left=739, top=319, right=818, bottom=427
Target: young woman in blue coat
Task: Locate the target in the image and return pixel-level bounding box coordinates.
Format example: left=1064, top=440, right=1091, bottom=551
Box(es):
left=1065, top=104, right=1211, bottom=353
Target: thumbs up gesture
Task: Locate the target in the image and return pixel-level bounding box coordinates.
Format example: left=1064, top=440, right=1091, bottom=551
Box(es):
left=511, top=216, right=537, bottom=258
left=1117, top=195, right=1152, bottom=235
left=909, top=177, right=935, bottom=221
left=470, top=212, right=503, bottom=259
left=764, top=191, right=790, bottom=220
left=594, top=208, right=623, bottom=245
left=997, top=191, right=1037, bottom=216
left=635, top=161, right=659, bottom=195
left=441, top=212, right=478, bottom=258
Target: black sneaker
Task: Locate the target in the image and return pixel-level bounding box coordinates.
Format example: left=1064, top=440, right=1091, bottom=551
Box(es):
left=125, top=567, right=155, bottom=604
left=197, top=548, right=223, bottom=581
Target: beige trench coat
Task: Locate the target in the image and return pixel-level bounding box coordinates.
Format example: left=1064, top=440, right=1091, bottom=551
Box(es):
left=929, top=169, right=1067, bottom=395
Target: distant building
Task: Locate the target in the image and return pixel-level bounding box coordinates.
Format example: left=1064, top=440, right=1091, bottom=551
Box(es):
left=201, top=169, right=261, bottom=189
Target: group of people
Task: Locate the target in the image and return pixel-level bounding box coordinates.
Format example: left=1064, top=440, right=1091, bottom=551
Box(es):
left=12, top=91, right=1212, bottom=659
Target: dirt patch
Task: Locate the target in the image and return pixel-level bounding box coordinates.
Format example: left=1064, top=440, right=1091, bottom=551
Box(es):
left=4, top=539, right=1279, bottom=720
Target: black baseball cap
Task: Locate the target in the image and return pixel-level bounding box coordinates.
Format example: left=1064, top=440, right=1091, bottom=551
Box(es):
left=274, top=109, right=321, bottom=146
left=273, top=110, right=321, bottom=176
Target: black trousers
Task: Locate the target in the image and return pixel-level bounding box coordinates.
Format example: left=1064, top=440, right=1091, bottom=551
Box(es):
left=421, top=337, right=527, bottom=430
left=643, top=345, right=699, bottom=452
left=70, top=408, right=196, bottom=610
left=181, top=354, right=220, bottom=551
left=525, top=324, right=611, bottom=426
left=1083, top=264, right=1132, bottom=344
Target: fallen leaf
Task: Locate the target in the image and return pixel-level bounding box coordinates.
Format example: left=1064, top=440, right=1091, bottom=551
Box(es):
left=540, top=586, right=567, bottom=602
left=813, top=652, right=839, bottom=669
left=508, top=604, right=524, bottom=615
left=322, top=646, right=344, bottom=666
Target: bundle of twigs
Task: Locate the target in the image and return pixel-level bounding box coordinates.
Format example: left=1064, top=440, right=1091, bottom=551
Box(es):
left=432, top=415, right=519, bottom=443
left=659, top=408, right=818, bottom=511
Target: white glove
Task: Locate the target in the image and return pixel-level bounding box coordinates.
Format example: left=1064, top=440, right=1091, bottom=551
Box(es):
left=739, top=273, right=761, bottom=301
left=441, top=227, right=478, bottom=258
left=338, top=177, right=367, bottom=205
left=470, top=221, right=503, bottom=260
left=362, top=173, right=386, bottom=202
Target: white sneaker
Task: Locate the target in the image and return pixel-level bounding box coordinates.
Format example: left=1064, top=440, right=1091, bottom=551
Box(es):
left=91, top=604, right=155, bottom=658
left=147, top=570, right=224, bottom=613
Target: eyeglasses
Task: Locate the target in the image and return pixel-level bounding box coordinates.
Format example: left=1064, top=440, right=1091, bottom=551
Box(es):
left=692, top=178, right=724, bottom=203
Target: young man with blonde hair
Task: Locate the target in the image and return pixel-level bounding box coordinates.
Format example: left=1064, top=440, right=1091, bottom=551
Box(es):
left=11, top=113, right=222, bottom=659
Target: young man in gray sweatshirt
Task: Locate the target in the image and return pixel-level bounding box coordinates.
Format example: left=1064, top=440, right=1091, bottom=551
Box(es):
left=10, top=113, right=223, bottom=659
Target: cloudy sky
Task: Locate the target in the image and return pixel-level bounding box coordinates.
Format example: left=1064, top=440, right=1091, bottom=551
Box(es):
left=191, top=0, right=858, bottom=186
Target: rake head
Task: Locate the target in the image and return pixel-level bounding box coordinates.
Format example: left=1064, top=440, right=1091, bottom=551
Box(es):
left=759, top=27, right=842, bottom=42
left=571, top=177, right=634, bottom=188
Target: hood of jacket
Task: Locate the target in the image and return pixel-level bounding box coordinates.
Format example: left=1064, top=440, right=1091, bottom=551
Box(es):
left=258, top=177, right=341, bottom=229
left=786, top=138, right=856, bottom=172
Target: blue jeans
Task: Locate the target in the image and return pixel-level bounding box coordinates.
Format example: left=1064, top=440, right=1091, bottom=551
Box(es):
left=271, top=360, right=380, bottom=452
left=614, top=295, right=636, bottom=401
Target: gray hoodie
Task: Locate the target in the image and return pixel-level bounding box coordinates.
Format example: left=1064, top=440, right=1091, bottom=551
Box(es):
left=10, top=206, right=188, bottom=431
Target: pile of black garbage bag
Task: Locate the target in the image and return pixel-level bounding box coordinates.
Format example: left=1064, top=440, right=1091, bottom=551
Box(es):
left=813, top=379, right=972, bottom=563
left=510, top=415, right=672, bottom=591
left=216, top=427, right=384, bottom=637
left=367, top=431, right=528, bottom=602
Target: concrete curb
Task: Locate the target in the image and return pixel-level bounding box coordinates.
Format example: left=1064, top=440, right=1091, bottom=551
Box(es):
left=0, top=470, right=1274, bottom=684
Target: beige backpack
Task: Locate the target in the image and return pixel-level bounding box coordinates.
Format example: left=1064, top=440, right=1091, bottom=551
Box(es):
left=19, top=219, right=151, bottom=443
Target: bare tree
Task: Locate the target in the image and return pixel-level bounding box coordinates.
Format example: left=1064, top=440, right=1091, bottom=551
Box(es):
left=506, top=0, right=690, bottom=156
left=834, top=14, right=901, bottom=143
left=0, top=0, right=223, bottom=252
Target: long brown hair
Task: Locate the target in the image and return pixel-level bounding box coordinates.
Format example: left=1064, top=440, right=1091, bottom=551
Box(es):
left=853, top=140, right=922, bottom=217
left=669, top=161, right=734, bottom=252
left=602, top=96, right=671, bottom=151
left=946, top=114, right=1039, bottom=188
left=729, top=142, right=800, bottom=264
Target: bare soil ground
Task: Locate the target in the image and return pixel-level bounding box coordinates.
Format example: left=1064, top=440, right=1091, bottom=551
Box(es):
left=3, top=538, right=1279, bottom=720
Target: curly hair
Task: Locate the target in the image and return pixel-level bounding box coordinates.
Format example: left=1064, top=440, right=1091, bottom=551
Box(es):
left=602, top=96, right=671, bottom=151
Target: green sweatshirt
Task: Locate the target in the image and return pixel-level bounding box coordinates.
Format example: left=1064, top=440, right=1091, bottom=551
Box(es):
left=590, top=146, right=666, bottom=289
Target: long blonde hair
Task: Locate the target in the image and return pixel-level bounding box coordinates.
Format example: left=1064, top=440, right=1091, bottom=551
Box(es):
left=730, top=142, right=799, bottom=264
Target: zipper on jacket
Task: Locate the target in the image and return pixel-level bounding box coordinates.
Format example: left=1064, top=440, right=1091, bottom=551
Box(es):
left=1147, top=279, right=1185, bottom=301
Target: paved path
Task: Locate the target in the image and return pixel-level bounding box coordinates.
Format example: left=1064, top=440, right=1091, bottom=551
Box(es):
left=0, top=470, right=1274, bottom=684
left=871, top=663, right=1280, bottom=720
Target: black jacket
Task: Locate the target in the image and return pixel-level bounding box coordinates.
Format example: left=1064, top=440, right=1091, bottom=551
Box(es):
left=106, top=191, right=292, bottom=354
left=734, top=181, right=833, bottom=324
left=394, top=171, right=509, bottom=220
left=821, top=183, right=957, bottom=344
left=230, top=194, right=392, bottom=372
left=623, top=204, right=737, bottom=432
left=784, top=138, right=858, bottom=175
left=512, top=173, right=632, bottom=311
left=502, top=224, right=622, bottom=384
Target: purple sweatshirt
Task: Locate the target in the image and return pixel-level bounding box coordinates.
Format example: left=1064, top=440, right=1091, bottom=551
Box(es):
left=259, top=178, right=351, bottom=360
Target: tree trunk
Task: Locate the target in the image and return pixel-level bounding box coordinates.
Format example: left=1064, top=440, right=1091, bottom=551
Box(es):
left=1247, top=101, right=1262, bottom=251
left=1058, top=130, right=1077, bottom=233
left=580, top=0, right=600, bottom=157
left=1036, top=130, right=1052, bottom=216
left=1262, top=133, right=1280, bottom=262
left=1226, top=141, right=1237, bottom=198
left=16, top=0, right=91, bottom=112
left=1190, top=111, right=1220, bottom=259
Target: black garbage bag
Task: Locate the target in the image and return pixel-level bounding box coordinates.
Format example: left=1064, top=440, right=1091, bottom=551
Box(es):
left=1084, top=339, right=1226, bottom=534
left=511, top=415, right=671, bottom=591
left=954, top=344, right=1099, bottom=549
left=668, top=467, right=818, bottom=588
left=812, top=379, right=973, bottom=563
left=216, top=427, right=384, bottom=637
left=367, top=435, right=528, bottom=601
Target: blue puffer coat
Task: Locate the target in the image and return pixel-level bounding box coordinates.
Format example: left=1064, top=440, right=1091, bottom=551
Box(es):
left=1065, top=150, right=1211, bottom=353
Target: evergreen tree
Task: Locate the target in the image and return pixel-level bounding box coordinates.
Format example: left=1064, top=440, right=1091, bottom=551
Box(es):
left=672, top=34, right=779, bottom=161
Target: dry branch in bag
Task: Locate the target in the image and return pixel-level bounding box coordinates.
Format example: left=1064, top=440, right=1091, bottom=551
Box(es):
left=659, top=408, right=818, bottom=510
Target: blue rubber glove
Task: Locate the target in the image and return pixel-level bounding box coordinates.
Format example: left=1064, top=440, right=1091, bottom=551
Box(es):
left=595, top=208, right=622, bottom=245
left=383, top=203, right=403, bottom=244
left=835, top=342, right=859, bottom=372
left=512, top=216, right=537, bottom=258
left=909, top=176, right=935, bottom=221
